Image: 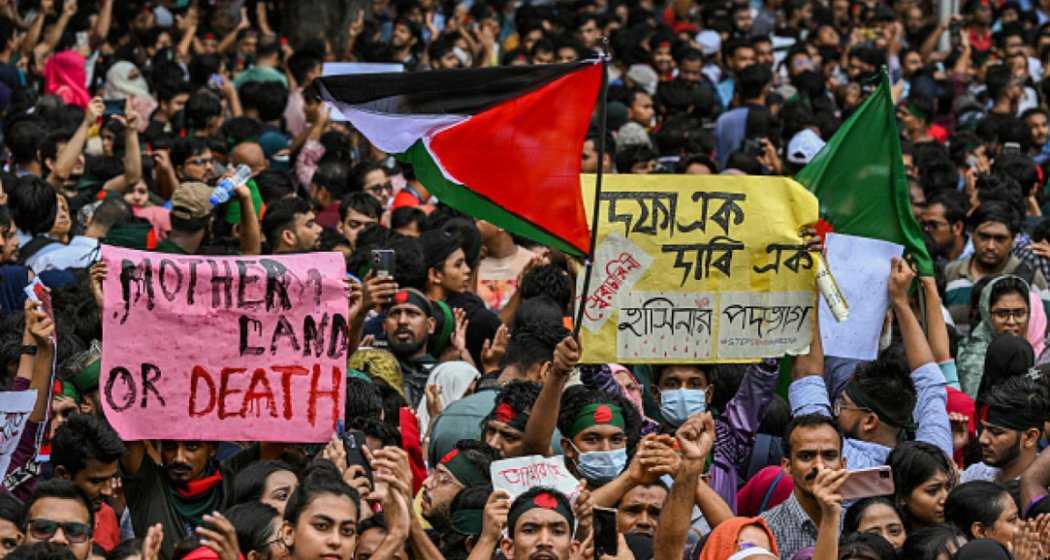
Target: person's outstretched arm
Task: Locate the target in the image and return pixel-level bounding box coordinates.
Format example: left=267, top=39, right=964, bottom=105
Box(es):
left=522, top=336, right=578, bottom=456
left=654, top=412, right=714, bottom=560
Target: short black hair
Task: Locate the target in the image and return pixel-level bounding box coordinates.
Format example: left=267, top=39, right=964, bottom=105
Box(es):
left=847, top=345, right=917, bottom=431
left=288, top=51, right=322, bottom=86
left=240, top=81, right=289, bottom=123
left=982, top=375, right=1049, bottom=429
left=223, top=501, right=280, bottom=557
left=253, top=169, right=297, bottom=204
left=0, top=493, right=25, bottom=528
left=170, top=138, right=211, bottom=168
left=261, top=196, right=312, bottom=249
left=483, top=380, right=542, bottom=429
left=986, top=64, right=1014, bottom=101
left=231, top=460, right=296, bottom=505
left=927, top=190, right=968, bottom=226
left=50, top=415, right=125, bottom=477
left=185, top=92, right=223, bottom=131
left=312, top=158, right=352, bottom=200
left=391, top=206, right=425, bottom=232
left=782, top=413, right=843, bottom=458
left=345, top=377, right=384, bottom=421
left=519, top=264, right=573, bottom=312
left=945, top=481, right=1012, bottom=539
left=24, top=480, right=94, bottom=531
left=340, top=192, right=382, bottom=225
left=968, top=200, right=1022, bottom=236
left=7, top=120, right=47, bottom=165
left=737, top=64, right=773, bottom=100
left=500, top=315, right=565, bottom=372
left=8, top=176, right=58, bottom=235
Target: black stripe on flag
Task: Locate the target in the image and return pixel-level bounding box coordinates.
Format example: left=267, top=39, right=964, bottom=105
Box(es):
left=315, top=60, right=596, bottom=116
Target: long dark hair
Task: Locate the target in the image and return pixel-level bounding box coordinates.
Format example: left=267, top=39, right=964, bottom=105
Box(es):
left=886, top=441, right=954, bottom=529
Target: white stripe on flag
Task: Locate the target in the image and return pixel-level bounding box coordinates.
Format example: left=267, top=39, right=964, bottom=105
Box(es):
left=321, top=100, right=467, bottom=154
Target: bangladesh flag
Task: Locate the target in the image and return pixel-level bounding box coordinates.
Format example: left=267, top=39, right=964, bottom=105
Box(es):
left=795, top=71, right=934, bottom=276
left=316, top=61, right=603, bottom=256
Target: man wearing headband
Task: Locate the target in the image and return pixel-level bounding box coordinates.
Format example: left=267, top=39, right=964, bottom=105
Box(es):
left=554, top=386, right=640, bottom=486
left=382, top=287, right=437, bottom=408
left=499, top=487, right=577, bottom=560
left=482, top=380, right=541, bottom=458
left=416, top=439, right=498, bottom=553
left=792, top=258, right=952, bottom=471
left=962, top=376, right=1048, bottom=483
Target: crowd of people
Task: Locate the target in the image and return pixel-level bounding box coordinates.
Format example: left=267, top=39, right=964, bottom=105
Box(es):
left=6, top=0, right=1050, bottom=560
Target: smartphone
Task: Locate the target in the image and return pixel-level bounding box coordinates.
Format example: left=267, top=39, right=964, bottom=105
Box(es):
left=593, top=507, right=618, bottom=559
left=1004, top=142, right=1022, bottom=156
left=75, top=31, right=89, bottom=51
left=341, top=429, right=373, bottom=485
left=371, top=249, right=395, bottom=278
left=103, top=99, right=124, bottom=117
left=207, top=73, right=225, bottom=90
left=839, top=466, right=894, bottom=501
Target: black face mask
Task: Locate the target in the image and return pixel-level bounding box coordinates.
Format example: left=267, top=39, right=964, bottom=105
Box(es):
left=793, top=70, right=825, bottom=98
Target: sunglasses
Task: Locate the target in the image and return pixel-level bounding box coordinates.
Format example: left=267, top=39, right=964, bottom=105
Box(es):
left=28, top=519, right=92, bottom=544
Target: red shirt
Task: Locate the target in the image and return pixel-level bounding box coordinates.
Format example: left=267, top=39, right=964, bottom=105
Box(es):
left=93, top=503, right=120, bottom=552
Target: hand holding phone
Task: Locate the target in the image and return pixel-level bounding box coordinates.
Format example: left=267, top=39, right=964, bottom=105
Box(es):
left=593, top=507, right=618, bottom=559
left=838, top=466, right=894, bottom=500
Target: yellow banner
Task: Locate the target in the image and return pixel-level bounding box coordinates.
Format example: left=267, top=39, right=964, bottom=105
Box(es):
left=577, top=174, right=818, bottom=364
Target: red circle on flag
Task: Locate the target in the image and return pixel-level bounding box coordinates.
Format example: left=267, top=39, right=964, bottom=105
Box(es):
left=594, top=405, right=613, bottom=424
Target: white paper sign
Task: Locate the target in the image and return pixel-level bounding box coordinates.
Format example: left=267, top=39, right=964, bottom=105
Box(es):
left=490, top=455, right=580, bottom=501
left=819, top=233, right=904, bottom=360
left=576, top=232, right=653, bottom=334
left=321, top=63, right=404, bottom=121
left=0, top=391, right=35, bottom=477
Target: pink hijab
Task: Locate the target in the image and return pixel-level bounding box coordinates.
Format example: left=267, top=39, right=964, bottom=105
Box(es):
left=44, top=51, right=90, bottom=108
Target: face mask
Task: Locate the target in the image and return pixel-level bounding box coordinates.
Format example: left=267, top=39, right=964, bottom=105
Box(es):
left=660, top=388, right=707, bottom=426
left=574, top=447, right=627, bottom=484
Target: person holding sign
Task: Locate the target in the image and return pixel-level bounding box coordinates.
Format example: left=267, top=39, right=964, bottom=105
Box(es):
left=789, top=258, right=952, bottom=470
left=119, top=439, right=268, bottom=560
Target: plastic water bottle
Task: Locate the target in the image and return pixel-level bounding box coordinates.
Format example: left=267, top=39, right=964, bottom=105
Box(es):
left=209, top=164, right=253, bottom=206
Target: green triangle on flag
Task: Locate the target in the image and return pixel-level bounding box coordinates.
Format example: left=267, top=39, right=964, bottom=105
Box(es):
left=795, top=70, right=934, bottom=276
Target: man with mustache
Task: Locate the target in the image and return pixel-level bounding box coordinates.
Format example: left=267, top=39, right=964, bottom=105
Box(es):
left=383, top=288, right=437, bottom=408
left=120, top=438, right=262, bottom=559
left=50, top=415, right=124, bottom=553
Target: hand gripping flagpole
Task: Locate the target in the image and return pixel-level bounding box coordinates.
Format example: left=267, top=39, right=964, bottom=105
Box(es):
left=573, top=39, right=610, bottom=339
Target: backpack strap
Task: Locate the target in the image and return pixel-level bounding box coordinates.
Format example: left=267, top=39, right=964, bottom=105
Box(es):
left=758, top=469, right=785, bottom=513
left=15, top=236, right=58, bottom=266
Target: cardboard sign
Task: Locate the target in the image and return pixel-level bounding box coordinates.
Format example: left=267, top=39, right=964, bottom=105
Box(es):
left=490, top=455, right=580, bottom=501
left=578, top=174, right=819, bottom=363
left=99, top=246, right=349, bottom=442
left=0, top=391, right=35, bottom=477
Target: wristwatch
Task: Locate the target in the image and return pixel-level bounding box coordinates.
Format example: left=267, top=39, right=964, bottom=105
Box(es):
left=19, top=345, right=37, bottom=356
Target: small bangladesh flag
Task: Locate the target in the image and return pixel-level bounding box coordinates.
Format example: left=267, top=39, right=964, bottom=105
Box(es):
left=316, top=61, right=603, bottom=256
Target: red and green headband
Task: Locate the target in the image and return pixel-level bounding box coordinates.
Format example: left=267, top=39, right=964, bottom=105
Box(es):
left=507, top=490, right=575, bottom=536
left=439, top=448, right=489, bottom=488
left=490, top=402, right=529, bottom=432
left=568, top=403, right=626, bottom=439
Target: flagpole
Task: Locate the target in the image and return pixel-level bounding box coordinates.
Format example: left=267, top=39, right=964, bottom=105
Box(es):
left=573, top=40, right=609, bottom=339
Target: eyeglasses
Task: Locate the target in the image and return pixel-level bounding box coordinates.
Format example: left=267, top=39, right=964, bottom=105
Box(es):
left=991, top=308, right=1028, bottom=321
left=28, top=519, right=92, bottom=544
left=364, top=182, right=393, bottom=195
left=832, top=399, right=871, bottom=417
left=186, top=158, right=214, bottom=167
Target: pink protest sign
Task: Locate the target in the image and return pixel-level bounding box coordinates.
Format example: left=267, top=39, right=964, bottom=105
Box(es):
left=100, top=246, right=348, bottom=442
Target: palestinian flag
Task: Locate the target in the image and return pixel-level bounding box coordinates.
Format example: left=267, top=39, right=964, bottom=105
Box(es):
left=316, top=61, right=603, bottom=256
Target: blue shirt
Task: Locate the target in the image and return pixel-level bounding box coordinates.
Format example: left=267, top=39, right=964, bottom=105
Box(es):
left=788, top=362, right=952, bottom=466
